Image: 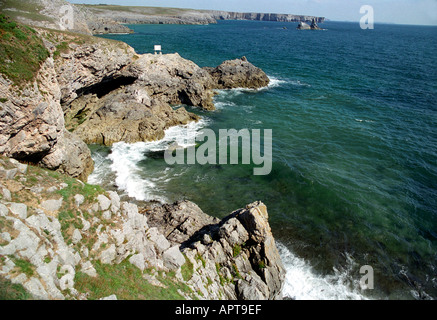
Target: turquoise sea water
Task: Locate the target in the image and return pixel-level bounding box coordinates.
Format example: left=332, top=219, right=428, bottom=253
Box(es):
left=91, top=21, right=437, bottom=299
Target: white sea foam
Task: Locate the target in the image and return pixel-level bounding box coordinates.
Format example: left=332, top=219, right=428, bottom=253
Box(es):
left=267, top=75, right=288, bottom=88
left=106, top=118, right=209, bottom=202
left=88, top=150, right=109, bottom=185
left=214, top=101, right=237, bottom=110
left=277, top=242, right=369, bottom=300
left=214, top=75, right=287, bottom=96
left=355, top=119, right=375, bottom=123
left=290, top=80, right=311, bottom=87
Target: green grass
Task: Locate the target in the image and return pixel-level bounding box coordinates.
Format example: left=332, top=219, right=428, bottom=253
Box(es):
left=232, top=244, right=242, bottom=257
left=181, top=254, right=194, bottom=282
left=9, top=256, right=35, bottom=277
left=55, top=176, right=104, bottom=203
left=0, top=14, right=49, bottom=86
left=74, top=260, right=193, bottom=300
left=0, top=0, right=45, bottom=15
left=0, top=276, right=32, bottom=300
left=53, top=41, right=69, bottom=58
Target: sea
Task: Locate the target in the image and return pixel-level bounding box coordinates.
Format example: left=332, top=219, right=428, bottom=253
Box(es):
left=89, top=20, right=437, bottom=300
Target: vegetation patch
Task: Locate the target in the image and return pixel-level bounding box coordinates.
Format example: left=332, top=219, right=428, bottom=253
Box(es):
left=75, top=260, right=193, bottom=300
left=0, top=14, right=49, bottom=86
left=232, top=244, right=241, bottom=257
left=181, top=254, right=194, bottom=282
left=53, top=41, right=70, bottom=58
left=0, top=275, right=32, bottom=300
left=9, top=256, right=35, bottom=277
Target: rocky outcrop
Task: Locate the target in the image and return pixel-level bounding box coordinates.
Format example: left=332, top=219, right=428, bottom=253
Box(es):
left=119, top=53, right=216, bottom=111
left=85, top=19, right=133, bottom=35
left=297, top=22, right=311, bottom=30
left=297, top=18, right=323, bottom=30
left=62, top=52, right=270, bottom=145
left=1, top=12, right=271, bottom=179
left=204, top=57, right=270, bottom=90
left=147, top=201, right=285, bottom=299
left=0, top=156, right=285, bottom=300
left=310, top=18, right=322, bottom=30
left=67, top=84, right=199, bottom=145
left=50, top=33, right=137, bottom=107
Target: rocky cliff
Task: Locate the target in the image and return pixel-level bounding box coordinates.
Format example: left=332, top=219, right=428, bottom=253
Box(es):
left=0, top=1, right=324, bottom=35
left=0, top=156, right=285, bottom=300
left=0, top=16, right=93, bottom=181
left=0, top=13, right=285, bottom=300
left=0, top=13, right=269, bottom=177
left=208, top=10, right=325, bottom=23
left=80, top=5, right=325, bottom=28
left=59, top=49, right=268, bottom=145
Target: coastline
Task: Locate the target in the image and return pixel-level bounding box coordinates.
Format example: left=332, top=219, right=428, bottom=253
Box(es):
left=0, top=13, right=286, bottom=300
left=2, top=1, right=436, bottom=301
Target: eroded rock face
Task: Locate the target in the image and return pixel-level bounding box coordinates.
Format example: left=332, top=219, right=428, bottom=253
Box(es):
left=205, top=57, right=270, bottom=89
left=147, top=200, right=285, bottom=300
left=67, top=85, right=199, bottom=145
left=52, top=35, right=137, bottom=107
left=0, top=56, right=93, bottom=181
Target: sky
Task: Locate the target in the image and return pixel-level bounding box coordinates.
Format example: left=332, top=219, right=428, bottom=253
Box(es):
left=69, top=0, right=437, bottom=26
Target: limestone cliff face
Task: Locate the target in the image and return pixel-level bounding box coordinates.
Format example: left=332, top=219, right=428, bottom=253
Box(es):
left=208, top=10, right=325, bottom=23
left=61, top=51, right=269, bottom=146
left=77, top=5, right=325, bottom=28
left=0, top=55, right=93, bottom=182
left=147, top=201, right=285, bottom=299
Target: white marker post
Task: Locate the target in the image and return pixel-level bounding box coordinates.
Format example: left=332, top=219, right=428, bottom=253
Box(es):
left=154, top=45, right=162, bottom=55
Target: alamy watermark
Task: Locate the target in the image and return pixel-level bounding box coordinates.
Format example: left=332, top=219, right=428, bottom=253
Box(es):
left=59, top=5, right=75, bottom=30
left=164, top=128, right=272, bottom=176
left=360, top=5, right=374, bottom=29
left=360, top=265, right=374, bottom=290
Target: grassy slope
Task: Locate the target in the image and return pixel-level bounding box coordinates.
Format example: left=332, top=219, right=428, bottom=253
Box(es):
left=78, top=4, right=195, bottom=16
left=0, top=0, right=54, bottom=23
left=0, top=13, right=49, bottom=86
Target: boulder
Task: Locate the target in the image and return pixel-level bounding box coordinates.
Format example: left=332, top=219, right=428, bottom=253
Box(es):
left=162, top=245, right=186, bottom=270
left=9, top=203, right=28, bottom=219
left=41, top=198, right=63, bottom=212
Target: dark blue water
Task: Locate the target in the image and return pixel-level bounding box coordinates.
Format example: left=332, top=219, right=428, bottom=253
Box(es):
left=93, top=21, right=437, bottom=299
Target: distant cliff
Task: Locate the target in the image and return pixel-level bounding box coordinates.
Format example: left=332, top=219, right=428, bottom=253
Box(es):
left=207, top=11, right=325, bottom=23
left=0, top=1, right=324, bottom=35
left=76, top=5, right=325, bottom=28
